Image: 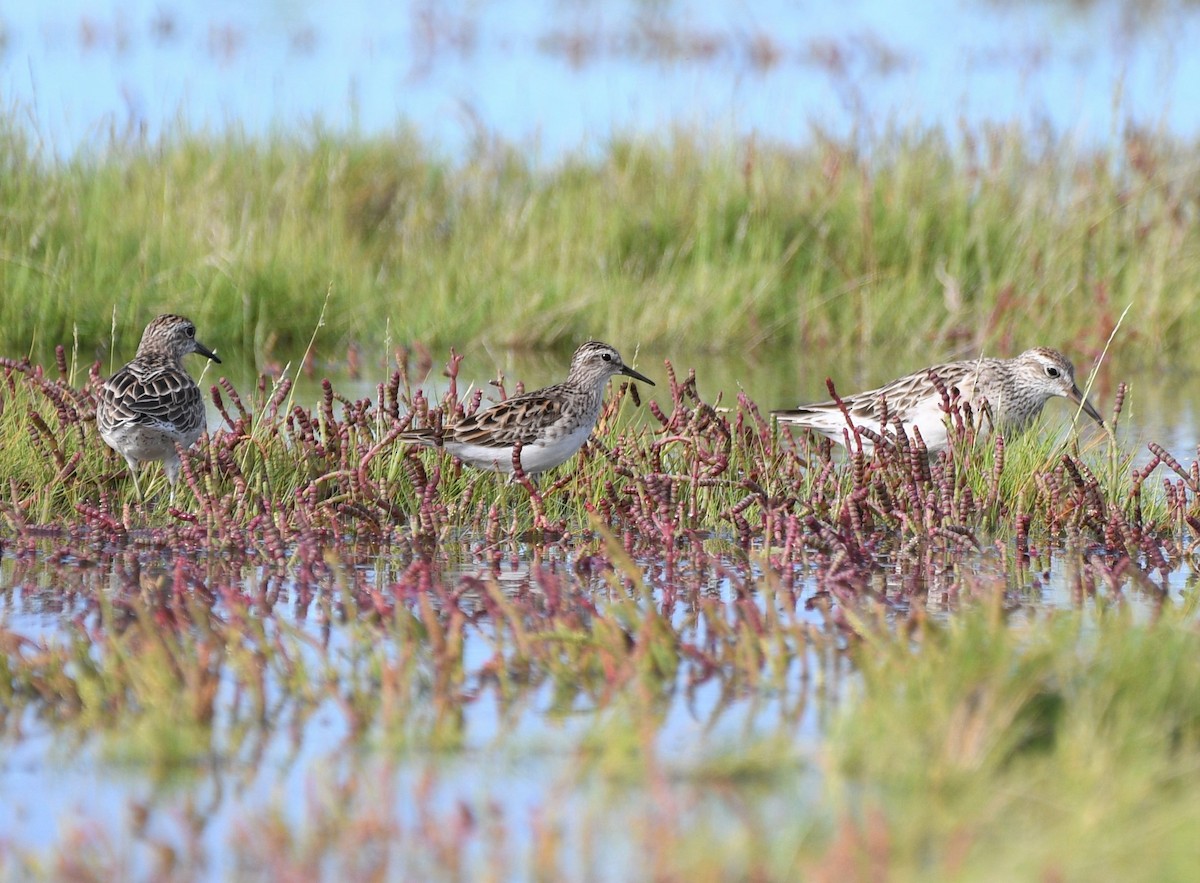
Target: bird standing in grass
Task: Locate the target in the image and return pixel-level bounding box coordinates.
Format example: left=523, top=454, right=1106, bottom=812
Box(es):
left=401, top=340, right=654, bottom=478
left=97, top=314, right=221, bottom=501
left=772, top=347, right=1104, bottom=454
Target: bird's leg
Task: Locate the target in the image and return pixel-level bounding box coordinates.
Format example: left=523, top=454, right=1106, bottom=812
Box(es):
left=509, top=443, right=550, bottom=530
left=123, top=456, right=144, bottom=502
left=165, top=447, right=185, bottom=507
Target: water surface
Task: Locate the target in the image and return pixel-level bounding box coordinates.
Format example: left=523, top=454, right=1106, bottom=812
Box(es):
left=3, top=0, right=1198, bottom=159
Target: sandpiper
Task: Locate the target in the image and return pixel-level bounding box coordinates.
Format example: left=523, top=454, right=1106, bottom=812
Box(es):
left=401, top=341, right=654, bottom=478
left=772, top=347, right=1104, bottom=454
left=97, top=314, right=221, bottom=500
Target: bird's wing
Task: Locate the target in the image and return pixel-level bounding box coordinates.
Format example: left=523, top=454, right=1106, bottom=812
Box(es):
left=100, top=366, right=205, bottom=435
left=449, top=388, right=566, bottom=448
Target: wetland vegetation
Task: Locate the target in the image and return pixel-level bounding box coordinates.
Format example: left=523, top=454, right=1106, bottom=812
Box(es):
left=2, top=118, right=1198, bottom=365
left=2, top=109, right=1200, bottom=880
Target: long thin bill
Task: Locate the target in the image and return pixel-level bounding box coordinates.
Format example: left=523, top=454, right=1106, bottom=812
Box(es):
left=1070, top=384, right=1104, bottom=428
left=621, top=366, right=655, bottom=386
left=196, top=342, right=222, bottom=364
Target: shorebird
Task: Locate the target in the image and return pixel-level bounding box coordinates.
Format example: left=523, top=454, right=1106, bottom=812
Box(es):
left=772, top=347, right=1104, bottom=454
left=97, top=314, right=221, bottom=500
left=401, top=341, right=654, bottom=478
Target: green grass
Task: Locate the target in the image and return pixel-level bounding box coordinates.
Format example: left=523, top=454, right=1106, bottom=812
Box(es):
left=623, top=598, right=1200, bottom=883
left=2, top=119, right=1200, bottom=364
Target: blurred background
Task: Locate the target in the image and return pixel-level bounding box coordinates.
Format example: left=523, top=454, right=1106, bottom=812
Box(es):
left=2, top=0, right=1196, bottom=160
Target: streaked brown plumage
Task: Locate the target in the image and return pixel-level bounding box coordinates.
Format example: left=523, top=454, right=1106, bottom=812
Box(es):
left=97, top=314, right=221, bottom=499
left=773, top=347, right=1104, bottom=453
left=401, top=341, right=654, bottom=477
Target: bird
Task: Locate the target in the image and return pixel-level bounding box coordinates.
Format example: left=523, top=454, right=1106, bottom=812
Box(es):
left=97, top=314, right=221, bottom=501
left=772, top=347, right=1104, bottom=454
left=400, top=341, right=654, bottom=478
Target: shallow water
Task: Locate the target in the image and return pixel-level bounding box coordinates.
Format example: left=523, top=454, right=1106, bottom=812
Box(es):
left=0, top=461, right=1190, bottom=878
left=3, top=0, right=1200, bottom=159
left=0, top=540, right=840, bottom=878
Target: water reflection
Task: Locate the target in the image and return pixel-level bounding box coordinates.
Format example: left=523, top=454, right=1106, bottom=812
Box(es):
left=0, top=533, right=844, bottom=877
left=0, top=498, right=1188, bottom=875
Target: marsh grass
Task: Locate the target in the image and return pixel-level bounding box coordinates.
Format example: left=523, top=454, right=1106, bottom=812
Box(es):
left=607, top=598, right=1200, bottom=883
left=3, top=121, right=1200, bottom=364
left=815, top=599, right=1200, bottom=882
left=0, top=338, right=1190, bottom=575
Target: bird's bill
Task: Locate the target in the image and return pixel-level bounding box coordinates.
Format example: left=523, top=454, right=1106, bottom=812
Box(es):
left=196, top=342, right=222, bottom=364
left=620, top=365, right=655, bottom=386
left=1069, top=384, right=1104, bottom=428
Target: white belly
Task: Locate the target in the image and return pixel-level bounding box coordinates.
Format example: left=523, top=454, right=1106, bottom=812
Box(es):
left=446, top=421, right=594, bottom=475
left=101, top=423, right=192, bottom=462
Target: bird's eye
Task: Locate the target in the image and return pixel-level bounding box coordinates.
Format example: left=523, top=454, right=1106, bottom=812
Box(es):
left=602, top=352, right=612, bottom=362
left=184, top=325, right=195, bottom=338
left=1045, top=365, right=1060, bottom=378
